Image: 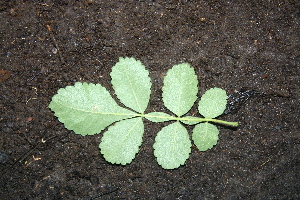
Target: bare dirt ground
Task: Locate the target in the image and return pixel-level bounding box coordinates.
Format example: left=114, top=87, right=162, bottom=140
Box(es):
left=0, top=0, right=299, bottom=199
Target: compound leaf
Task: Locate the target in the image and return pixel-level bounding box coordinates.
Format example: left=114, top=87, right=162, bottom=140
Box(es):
left=153, top=121, right=191, bottom=169
left=100, top=117, right=144, bottom=165
left=145, top=112, right=173, bottom=122
left=198, top=87, right=227, bottom=119
left=192, top=122, right=219, bottom=151
left=162, top=63, right=198, bottom=117
left=49, top=57, right=239, bottom=169
left=49, top=82, right=135, bottom=136
left=111, top=57, right=151, bottom=113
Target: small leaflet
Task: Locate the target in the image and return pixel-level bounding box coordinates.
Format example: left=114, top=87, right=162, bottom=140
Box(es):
left=111, top=57, right=151, bottom=114
left=198, top=87, right=227, bottom=119
left=153, top=121, right=191, bottom=169
left=192, top=122, right=219, bottom=151
left=100, top=117, right=144, bottom=165
left=162, top=63, right=198, bottom=117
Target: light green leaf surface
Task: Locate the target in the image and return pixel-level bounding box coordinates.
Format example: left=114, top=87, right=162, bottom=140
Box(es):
left=100, top=117, right=144, bottom=165
left=198, top=87, right=227, bottom=119
left=49, top=82, right=135, bottom=135
left=153, top=121, right=191, bottom=169
left=180, top=116, right=200, bottom=125
left=111, top=57, right=151, bottom=113
left=145, top=112, right=173, bottom=122
left=192, top=122, right=219, bottom=151
left=162, top=63, right=198, bottom=117
left=49, top=57, right=239, bottom=169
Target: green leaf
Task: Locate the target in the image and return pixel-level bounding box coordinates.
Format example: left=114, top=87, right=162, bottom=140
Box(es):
left=49, top=57, right=239, bottom=169
left=162, top=63, right=198, bottom=117
left=111, top=57, right=151, bottom=113
left=192, top=122, right=219, bottom=151
left=100, top=117, right=144, bottom=165
left=180, top=116, right=200, bottom=125
left=49, top=82, right=135, bottom=135
left=153, top=121, right=191, bottom=169
left=198, top=87, right=227, bottom=119
left=145, top=112, right=173, bottom=122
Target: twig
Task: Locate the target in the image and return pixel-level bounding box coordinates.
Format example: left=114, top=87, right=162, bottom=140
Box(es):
left=46, top=24, right=65, bottom=64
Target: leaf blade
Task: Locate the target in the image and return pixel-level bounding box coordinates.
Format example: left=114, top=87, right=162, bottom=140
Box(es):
left=192, top=122, right=219, bottom=151
left=162, top=63, right=198, bottom=117
left=198, top=87, right=227, bottom=119
left=111, top=57, right=151, bottom=113
left=153, top=121, right=191, bottom=169
left=100, top=117, right=144, bottom=165
left=49, top=82, right=135, bottom=135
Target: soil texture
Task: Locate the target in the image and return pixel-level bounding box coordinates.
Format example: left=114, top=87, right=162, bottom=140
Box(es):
left=0, top=0, right=299, bottom=199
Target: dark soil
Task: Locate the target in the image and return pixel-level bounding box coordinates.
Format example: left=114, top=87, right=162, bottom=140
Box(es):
left=1, top=1, right=299, bottom=199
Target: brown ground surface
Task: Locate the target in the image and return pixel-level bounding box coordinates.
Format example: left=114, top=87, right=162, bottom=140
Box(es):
left=0, top=1, right=299, bottom=199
